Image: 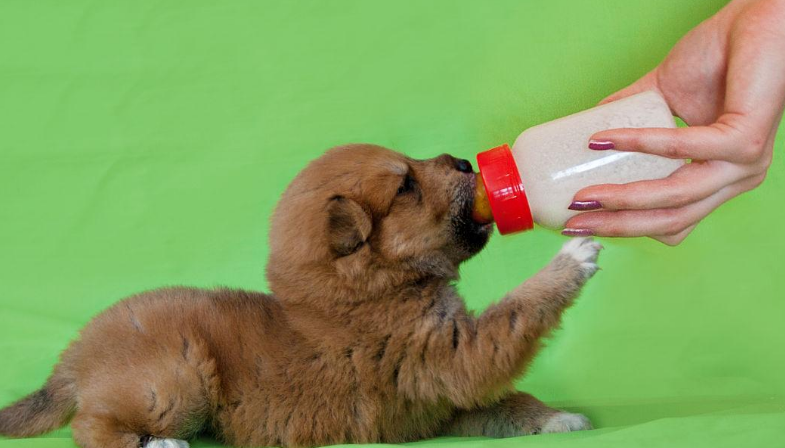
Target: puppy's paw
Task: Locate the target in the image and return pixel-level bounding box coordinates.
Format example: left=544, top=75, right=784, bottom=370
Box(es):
left=144, top=439, right=190, bottom=448
left=541, top=412, right=593, bottom=433
left=558, top=237, right=602, bottom=279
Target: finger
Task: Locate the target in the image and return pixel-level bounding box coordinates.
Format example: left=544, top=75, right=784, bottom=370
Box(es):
left=564, top=176, right=754, bottom=239
left=571, top=160, right=749, bottom=210
left=651, top=224, right=696, bottom=246
left=598, top=70, right=659, bottom=105
left=588, top=123, right=754, bottom=163
left=650, top=173, right=764, bottom=245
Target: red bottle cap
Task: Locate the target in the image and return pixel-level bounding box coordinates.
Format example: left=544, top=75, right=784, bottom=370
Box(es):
left=476, top=144, right=534, bottom=234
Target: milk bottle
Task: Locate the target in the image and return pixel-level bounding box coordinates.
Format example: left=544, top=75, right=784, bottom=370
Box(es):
left=474, top=91, right=684, bottom=234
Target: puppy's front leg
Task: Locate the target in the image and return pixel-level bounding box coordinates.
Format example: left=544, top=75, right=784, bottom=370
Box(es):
left=402, top=238, right=601, bottom=408
left=492, top=236, right=602, bottom=339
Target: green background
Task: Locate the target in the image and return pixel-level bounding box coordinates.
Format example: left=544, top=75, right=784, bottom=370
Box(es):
left=1, top=1, right=783, bottom=447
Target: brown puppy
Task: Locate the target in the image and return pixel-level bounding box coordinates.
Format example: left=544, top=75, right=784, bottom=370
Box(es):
left=0, top=144, right=601, bottom=448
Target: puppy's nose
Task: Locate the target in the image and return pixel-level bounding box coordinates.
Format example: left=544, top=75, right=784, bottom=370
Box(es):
left=454, top=158, right=473, bottom=173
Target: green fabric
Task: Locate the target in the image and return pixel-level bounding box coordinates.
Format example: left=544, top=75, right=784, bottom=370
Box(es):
left=1, top=1, right=783, bottom=447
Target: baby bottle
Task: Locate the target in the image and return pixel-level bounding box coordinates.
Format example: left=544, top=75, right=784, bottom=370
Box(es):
left=474, top=90, right=684, bottom=234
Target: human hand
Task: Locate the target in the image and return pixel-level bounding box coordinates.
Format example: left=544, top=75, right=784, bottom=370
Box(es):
left=564, top=0, right=785, bottom=245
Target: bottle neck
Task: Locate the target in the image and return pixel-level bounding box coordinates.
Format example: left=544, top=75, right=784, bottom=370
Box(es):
left=476, top=144, right=534, bottom=234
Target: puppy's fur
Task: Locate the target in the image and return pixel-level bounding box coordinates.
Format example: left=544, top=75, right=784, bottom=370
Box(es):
left=0, top=144, right=601, bottom=448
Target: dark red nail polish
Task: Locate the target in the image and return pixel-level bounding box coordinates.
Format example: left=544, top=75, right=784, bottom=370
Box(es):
left=568, top=200, right=602, bottom=211
left=562, top=228, right=595, bottom=237
left=589, top=140, right=615, bottom=150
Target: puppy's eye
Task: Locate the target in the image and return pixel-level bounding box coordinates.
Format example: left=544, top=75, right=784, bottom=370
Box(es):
left=397, top=175, right=416, bottom=196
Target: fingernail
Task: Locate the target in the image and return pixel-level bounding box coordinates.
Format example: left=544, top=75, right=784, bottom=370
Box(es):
left=562, top=228, right=595, bottom=237
left=589, top=140, right=615, bottom=150
left=568, top=200, right=602, bottom=211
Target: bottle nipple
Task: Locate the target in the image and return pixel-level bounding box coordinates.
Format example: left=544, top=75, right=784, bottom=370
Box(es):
left=472, top=175, right=494, bottom=224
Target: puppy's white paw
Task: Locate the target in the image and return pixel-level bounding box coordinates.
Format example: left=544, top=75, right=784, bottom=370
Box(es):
left=559, top=237, right=602, bottom=278
left=541, top=412, right=593, bottom=433
left=145, top=439, right=189, bottom=448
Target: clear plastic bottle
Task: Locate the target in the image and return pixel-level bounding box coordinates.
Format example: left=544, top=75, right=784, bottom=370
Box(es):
left=475, top=90, right=684, bottom=234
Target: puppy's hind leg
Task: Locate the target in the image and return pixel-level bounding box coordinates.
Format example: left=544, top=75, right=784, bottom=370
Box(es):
left=71, top=388, right=200, bottom=448
left=439, top=392, right=591, bottom=438
left=71, top=340, right=219, bottom=448
left=143, top=437, right=190, bottom=448
left=71, top=373, right=206, bottom=448
left=71, top=413, right=189, bottom=448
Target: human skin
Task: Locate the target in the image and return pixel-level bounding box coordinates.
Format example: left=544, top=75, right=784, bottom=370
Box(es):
left=563, top=0, right=785, bottom=245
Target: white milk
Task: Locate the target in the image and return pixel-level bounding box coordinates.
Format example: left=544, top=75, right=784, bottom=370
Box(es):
left=476, top=91, right=684, bottom=234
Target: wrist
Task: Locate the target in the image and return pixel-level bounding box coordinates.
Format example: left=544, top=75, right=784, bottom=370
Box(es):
left=714, top=0, right=752, bottom=32
left=722, top=0, right=785, bottom=29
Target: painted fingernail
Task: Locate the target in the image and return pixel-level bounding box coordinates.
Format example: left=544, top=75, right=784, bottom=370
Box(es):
left=568, top=200, right=602, bottom=211
left=562, top=228, right=595, bottom=237
left=589, top=140, right=615, bottom=150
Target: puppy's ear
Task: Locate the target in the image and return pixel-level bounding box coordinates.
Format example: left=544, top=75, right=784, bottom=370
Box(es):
left=327, top=196, right=372, bottom=257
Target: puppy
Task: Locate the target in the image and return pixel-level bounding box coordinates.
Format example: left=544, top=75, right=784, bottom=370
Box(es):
left=0, top=144, right=601, bottom=448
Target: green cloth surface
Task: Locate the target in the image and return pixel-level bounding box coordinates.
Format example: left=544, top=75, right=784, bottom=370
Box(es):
left=1, top=1, right=784, bottom=447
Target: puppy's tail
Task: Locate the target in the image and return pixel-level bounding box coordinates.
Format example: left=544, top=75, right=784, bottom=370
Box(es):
left=0, top=366, right=76, bottom=437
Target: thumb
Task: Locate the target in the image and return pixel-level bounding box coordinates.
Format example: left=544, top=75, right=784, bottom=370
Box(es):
left=598, top=70, right=660, bottom=105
